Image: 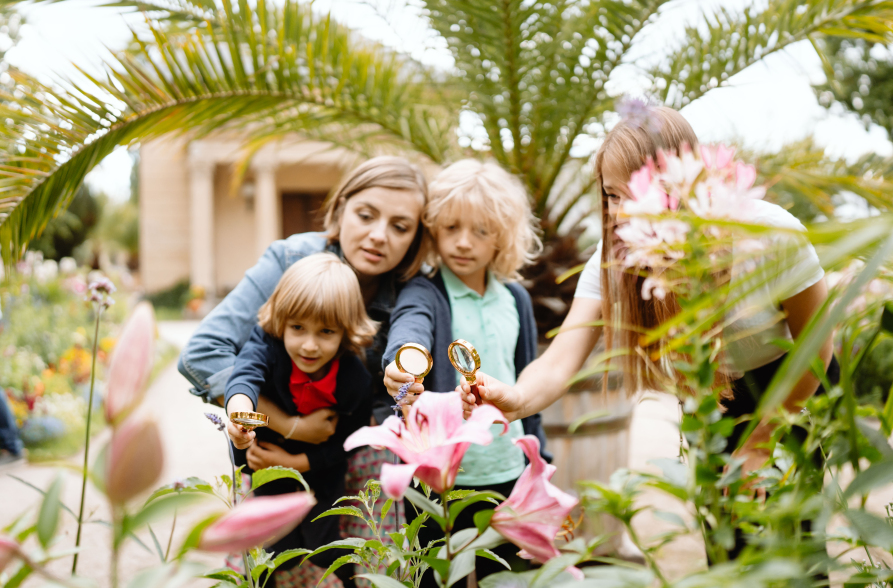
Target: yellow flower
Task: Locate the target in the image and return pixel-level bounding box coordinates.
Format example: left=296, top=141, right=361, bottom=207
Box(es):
left=100, top=337, right=117, bottom=354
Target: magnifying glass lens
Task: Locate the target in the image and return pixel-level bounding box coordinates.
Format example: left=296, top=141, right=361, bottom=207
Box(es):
left=451, top=346, right=476, bottom=373
left=400, top=348, right=430, bottom=376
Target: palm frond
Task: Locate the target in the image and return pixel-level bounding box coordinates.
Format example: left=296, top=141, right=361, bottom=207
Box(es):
left=652, top=0, right=893, bottom=108
left=420, top=0, right=669, bottom=230
left=754, top=138, right=893, bottom=219
left=0, top=0, right=456, bottom=265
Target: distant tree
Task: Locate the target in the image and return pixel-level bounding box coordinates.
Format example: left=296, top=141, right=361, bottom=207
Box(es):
left=29, top=185, right=100, bottom=260
left=815, top=38, right=893, bottom=139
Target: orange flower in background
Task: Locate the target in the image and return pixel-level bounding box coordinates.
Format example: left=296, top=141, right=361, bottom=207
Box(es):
left=59, top=347, right=92, bottom=383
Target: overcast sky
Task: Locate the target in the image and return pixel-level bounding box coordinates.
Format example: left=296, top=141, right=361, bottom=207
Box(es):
left=7, top=0, right=892, bottom=201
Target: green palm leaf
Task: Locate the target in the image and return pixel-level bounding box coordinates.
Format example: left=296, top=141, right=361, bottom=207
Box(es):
left=0, top=0, right=456, bottom=265
left=652, top=0, right=893, bottom=108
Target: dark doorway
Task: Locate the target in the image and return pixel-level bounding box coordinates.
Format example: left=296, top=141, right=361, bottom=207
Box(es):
left=281, top=192, right=328, bottom=237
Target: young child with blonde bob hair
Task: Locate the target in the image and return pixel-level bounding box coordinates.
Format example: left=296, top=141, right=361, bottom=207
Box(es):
left=382, top=159, right=549, bottom=585
left=224, top=252, right=377, bottom=584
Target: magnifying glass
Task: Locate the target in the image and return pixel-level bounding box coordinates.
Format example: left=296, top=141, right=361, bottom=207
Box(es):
left=230, top=411, right=270, bottom=431
left=394, top=343, right=433, bottom=419
left=395, top=343, right=433, bottom=383
left=448, top=339, right=482, bottom=405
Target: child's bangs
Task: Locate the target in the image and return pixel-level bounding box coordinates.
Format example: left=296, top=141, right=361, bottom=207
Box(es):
left=436, top=187, right=501, bottom=235
left=280, top=279, right=353, bottom=329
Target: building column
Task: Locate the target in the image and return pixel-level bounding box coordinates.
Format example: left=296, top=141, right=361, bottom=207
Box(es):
left=253, top=159, right=280, bottom=257
left=188, top=159, right=215, bottom=295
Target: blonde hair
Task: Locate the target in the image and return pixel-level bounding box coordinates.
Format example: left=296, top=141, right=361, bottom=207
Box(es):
left=594, top=106, right=703, bottom=393
left=323, top=156, right=432, bottom=281
left=258, top=253, right=378, bottom=355
left=424, top=159, right=542, bottom=281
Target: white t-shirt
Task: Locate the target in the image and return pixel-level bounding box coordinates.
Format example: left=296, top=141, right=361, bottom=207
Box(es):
left=574, top=200, right=825, bottom=375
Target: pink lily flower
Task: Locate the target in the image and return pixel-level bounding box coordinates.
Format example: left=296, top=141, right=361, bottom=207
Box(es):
left=105, top=417, right=164, bottom=504
left=490, top=435, right=579, bottom=564
left=700, top=144, right=736, bottom=172
left=0, top=535, right=19, bottom=573
left=105, top=302, right=156, bottom=425
left=199, top=492, right=317, bottom=552
left=344, top=392, right=508, bottom=499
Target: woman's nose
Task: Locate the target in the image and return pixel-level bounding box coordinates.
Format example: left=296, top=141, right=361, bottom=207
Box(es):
left=369, top=220, right=387, bottom=243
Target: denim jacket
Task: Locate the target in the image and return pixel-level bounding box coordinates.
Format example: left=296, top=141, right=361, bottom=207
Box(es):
left=178, top=232, right=398, bottom=423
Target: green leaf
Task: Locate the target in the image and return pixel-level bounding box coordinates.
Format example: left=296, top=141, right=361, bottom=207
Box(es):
left=476, top=549, right=510, bottom=570
left=147, top=524, right=167, bottom=563
left=844, top=457, right=893, bottom=499
left=882, top=385, right=893, bottom=437
left=127, top=493, right=206, bottom=537
left=126, top=560, right=208, bottom=588
left=652, top=510, right=687, bottom=528
left=448, top=491, right=503, bottom=527
left=311, top=506, right=365, bottom=522
left=204, top=568, right=245, bottom=583
left=845, top=510, right=893, bottom=550
left=445, top=550, right=475, bottom=588
left=319, top=553, right=363, bottom=584
left=529, top=553, right=584, bottom=588
left=448, top=528, right=479, bottom=553
left=881, top=301, right=893, bottom=334
left=8, top=475, right=77, bottom=520
left=381, top=498, right=393, bottom=521
left=177, top=513, right=221, bottom=558
left=355, top=574, right=411, bottom=588
left=417, top=555, right=450, bottom=580
left=404, top=487, right=445, bottom=528
left=303, top=537, right=366, bottom=561
left=271, top=548, right=312, bottom=569
left=144, top=477, right=216, bottom=505
left=37, top=475, right=64, bottom=549
left=463, top=527, right=505, bottom=553
left=250, top=466, right=310, bottom=493
left=474, top=509, right=494, bottom=534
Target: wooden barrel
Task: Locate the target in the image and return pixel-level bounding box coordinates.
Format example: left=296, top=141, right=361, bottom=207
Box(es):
left=539, top=344, right=634, bottom=546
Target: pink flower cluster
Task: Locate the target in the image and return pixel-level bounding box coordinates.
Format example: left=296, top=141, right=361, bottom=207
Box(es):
left=614, top=144, right=767, bottom=299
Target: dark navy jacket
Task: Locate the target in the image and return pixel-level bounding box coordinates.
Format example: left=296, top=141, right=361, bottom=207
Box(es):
left=382, top=271, right=552, bottom=464
left=224, top=325, right=372, bottom=565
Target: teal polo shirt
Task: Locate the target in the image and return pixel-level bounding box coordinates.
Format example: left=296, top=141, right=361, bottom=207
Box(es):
left=441, top=266, right=527, bottom=487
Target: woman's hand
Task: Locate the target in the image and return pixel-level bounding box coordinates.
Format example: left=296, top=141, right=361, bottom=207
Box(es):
left=457, top=371, right=524, bottom=421
left=293, top=409, right=339, bottom=444
left=384, top=361, right=423, bottom=406
left=226, top=394, right=256, bottom=449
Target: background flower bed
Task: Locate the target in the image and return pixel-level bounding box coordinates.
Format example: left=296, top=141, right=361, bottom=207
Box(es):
left=0, top=252, right=176, bottom=461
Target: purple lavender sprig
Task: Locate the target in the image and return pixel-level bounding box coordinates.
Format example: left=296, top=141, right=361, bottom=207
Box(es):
left=205, top=412, right=226, bottom=431
left=392, top=382, right=411, bottom=419
left=86, top=277, right=116, bottom=309
left=616, top=96, right=663, bottom=136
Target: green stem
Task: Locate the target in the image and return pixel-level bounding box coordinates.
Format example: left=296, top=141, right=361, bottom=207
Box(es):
left=72, top=305, right=103, bottom=574
left=112, top=508, right=121, bottom=588
left=442, top=492, right=452, bottom=582
left=165, top=510, right=177, bottom=561
left=623, top=521, right=669, bottom=588
left=224, top=429, right=255, bottom=588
